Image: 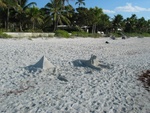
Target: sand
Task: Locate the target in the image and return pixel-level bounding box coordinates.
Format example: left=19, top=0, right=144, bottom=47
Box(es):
left=0, top=37, right=150, bottom=113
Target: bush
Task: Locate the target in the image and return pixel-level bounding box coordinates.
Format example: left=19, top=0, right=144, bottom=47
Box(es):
left=138, top=33, right=150, bottom=37
left=0, top=31, right=12, bottom=38
left=117, top=32, right=150, bottom=37
left=71, top=31, right=89, bottom=37
left=47, top=34, right=54, bottom=38
left=111, top=32, right=150, bottom=38
left=71, top=31, right=102, bottom=38
left=111, top=32, right=124, bottom=37
left=54, top=30, right=70, bottom=38
left=89, top=33, right=102, bottom=38
left=125, top=33, right=141, bottom=37
left=25, top=29, right=43, bottom=32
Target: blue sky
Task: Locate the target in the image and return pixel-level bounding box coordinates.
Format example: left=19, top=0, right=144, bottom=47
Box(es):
left=28, top=0, right=150, bottom=20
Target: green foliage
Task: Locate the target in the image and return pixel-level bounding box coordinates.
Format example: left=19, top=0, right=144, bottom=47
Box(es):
left=25, top=29, right=43, bottom=32
left=125, top=33, right=150, bottom=37
left=111, top=32, right=123, bottom=37
left=111, top=32, right=150, bottom=37
left=89, top=33, right=102, bottom=38
left=71, top=31, right=102, bottom=38
left=141, top=33, right=150, bottom=37
left=54, top=30, right=70, bottom=38
left=112, top=14, right=124, bottom=32
left=47, top=34, right=54, bottom=37
left=31, top=34, right=54, bottom=38
left=71, top=31, right=89, bottom=37
left=0, top=31, right=12, bottom=38
left=76, top=7, right=103, bottom=33
left=0, top=0, right=150, bottom=35
left=45, top=0, right=72, bottom=31
left=75, top=0, right=85, bottom=7
left=26, top=6, right=44, bottom=31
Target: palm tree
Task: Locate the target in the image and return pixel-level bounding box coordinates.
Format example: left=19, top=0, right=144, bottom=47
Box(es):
left=76, top=7, right=88, bottom=26
left=147, top=20, right=150, bottom=33
left=112, top=14, right=124, bottom=32
left=88, top=7, right=103, bottom=33
left=75, top=0, right=85, bottom=7
left=0, top=0, right=6, bottom=7
left=40, top=7, right=53, bottom=31
left=56, top=0, right=69, bottom=6
left=26, top=6, right=44, bottom=30
left=45, top=0, right=72, bottom=31
left=98, top=14, right=111, bottom=33
left=16, top=0, right=37, bottom=31
left=137, top=17, right=147, bottom=33
left=1, top=0, right=18, bottom=31
left=124, top=14, right=138, bottom=33
left=130, top=14, right=137, bottom=32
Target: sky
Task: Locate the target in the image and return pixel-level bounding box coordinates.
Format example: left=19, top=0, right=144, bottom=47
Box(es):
left=28, top=0, right=150, bottom=20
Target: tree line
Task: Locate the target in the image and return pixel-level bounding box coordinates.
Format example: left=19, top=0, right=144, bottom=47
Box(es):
left=0, top=0, right=150, bottom=34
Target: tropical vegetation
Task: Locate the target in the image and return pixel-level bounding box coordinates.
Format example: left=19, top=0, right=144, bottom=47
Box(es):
left=0, top=0, right=149, bottom=37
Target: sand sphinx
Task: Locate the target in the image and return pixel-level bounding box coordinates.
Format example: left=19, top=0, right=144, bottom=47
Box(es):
left=72, top=54, right=110, bottom=70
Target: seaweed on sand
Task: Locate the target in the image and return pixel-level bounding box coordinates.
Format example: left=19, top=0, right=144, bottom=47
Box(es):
left=138, top=70, right=150, bottom=92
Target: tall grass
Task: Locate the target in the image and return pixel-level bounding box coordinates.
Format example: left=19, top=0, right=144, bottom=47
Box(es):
left=112, top=32, right=150, bottom=37
left=0, top=31, right=12, bottom=38
left=71, top=31, right=102, bottom=38
left=54, top=30, right=70, bottom=38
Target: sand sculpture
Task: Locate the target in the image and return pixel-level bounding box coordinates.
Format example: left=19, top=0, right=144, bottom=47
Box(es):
left=72, top=54, right=101, bottom=70
left=33, top=56, right=55, bottom=70
left=26, top=56, right=55, bottom=72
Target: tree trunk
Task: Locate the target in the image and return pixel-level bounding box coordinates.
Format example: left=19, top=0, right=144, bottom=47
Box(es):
left=32, top=22, right=35, bottom=31
left=19, top=22, right=23, bottom=32
left=53, top=19, right=58, bottom=31
left=5, top=21, right=6, bottom=30
left=92, top=25, right=94, bottom=33
left=92, top=24, right=96, bottom=33
left=6, top=8, right=10, bottom=31
left=53, top=21, right=57, bottom=31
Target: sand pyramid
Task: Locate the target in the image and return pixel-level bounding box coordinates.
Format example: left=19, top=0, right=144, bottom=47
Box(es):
left=33, top=56, right=54, bottom=70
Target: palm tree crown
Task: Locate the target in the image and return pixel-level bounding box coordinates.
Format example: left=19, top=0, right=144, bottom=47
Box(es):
left=75, top=0, right=85, bottom=7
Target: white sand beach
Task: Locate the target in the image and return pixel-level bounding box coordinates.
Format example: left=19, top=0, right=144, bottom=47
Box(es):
left=0, top=37, right=150, bottom=113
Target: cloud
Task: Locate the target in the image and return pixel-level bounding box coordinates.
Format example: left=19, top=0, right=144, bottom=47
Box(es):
left=115, top=3, right=150, bottom=12
left=103, top=9, right=115, bottom=14
left=146, top=17, right=150, bottom=20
